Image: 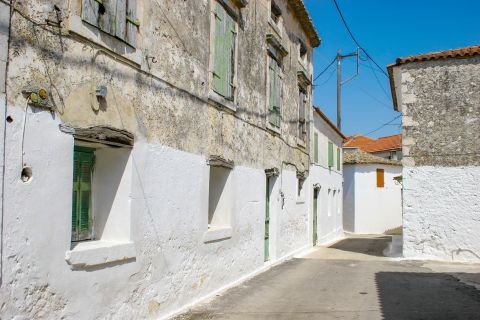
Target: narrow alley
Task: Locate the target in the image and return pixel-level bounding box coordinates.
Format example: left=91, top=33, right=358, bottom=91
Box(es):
left=175, top=236, right=480, bottom=320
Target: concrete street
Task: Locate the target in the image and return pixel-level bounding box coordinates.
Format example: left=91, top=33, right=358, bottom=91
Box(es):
left=174, top=235, right=480, bottom=320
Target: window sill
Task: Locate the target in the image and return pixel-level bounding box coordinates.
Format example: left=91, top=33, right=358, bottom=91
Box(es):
left=296, top=198, right=306, bottom=204
left=297, top=137, right=306, bottom=148
left=69, top=15, right=142, bottom=66
left=65, top=240, right=136, bottom=268
left=266, top=122, right=281, bottom=135
left=203, top=226, right=233, bottom=243
left=208, top=91, right=238, bottom=113
left=268, top=18, right=282, bottom=39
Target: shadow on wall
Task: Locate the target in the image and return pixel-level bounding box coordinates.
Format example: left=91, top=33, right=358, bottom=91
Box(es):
left=376, top=272, right=480, bottom=320
left=329, top=236, right=391, bottom=257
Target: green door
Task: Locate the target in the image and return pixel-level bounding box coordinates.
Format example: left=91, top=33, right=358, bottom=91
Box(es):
left=265, top=177, right=270, bottom=261
left=313, top=187, right=319, bottom=246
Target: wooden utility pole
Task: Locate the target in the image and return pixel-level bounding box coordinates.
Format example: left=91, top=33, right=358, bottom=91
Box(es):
left=336, top=48, right=360, bottom=131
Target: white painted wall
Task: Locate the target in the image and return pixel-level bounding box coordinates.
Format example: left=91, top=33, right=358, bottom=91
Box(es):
left=0, top=106, right=312, bottom=319
left=403, top=166, right=480, bottom=262
left=310, top=110, right=344, bottom=245
left=343, top=164, right=402, bottom=234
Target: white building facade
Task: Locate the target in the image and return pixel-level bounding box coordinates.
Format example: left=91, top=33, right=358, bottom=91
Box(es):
left=343, top=151, right=402, bottom=234
left=0, top=1, right=321, bottom=319
left=309, top=107, right=345, bottom=245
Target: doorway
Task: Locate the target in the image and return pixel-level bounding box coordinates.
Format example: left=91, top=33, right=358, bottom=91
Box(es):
left=265, top=177, right=271, bottom=261
left=313, top=187, right=320, bottom=246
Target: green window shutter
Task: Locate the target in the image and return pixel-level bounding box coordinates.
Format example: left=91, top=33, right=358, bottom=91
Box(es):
left=213, top=3, right=226, bottom=97
left=328, top=141, right=334, bottom=167
left=268, top=60, right=281, bottom=127
left=72, top=146, right=95, bottom=242
left=98, top=0, right=117, bottom=35
left=314, top=133, right=319, bottom=163
left=115, top=0, right=127, bottom=40
left=224, top=13, right=236, bottom=100
left=82, top=0, right=100, bottom=27
left=125, top=0, right=138, bottom=47
left=337, top=147, right=341, bottom=170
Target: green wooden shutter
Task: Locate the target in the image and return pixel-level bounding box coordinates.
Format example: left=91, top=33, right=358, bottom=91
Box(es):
left=125, top=0, right=138, bottom=47
left=213, top=3, right=226, bottom=96
left=82, top=0, right=100, bottom=27
left=328, top=141, right=334, bottom=167
left=337, top=147, right=341, bottom=171
left=98, top=0, right=116, bottom=35
left=115, top=0, right=127, bottom=40
left=224, top=13, right=236, bottom=100
left=268, top=59, right=281, bottom=127
left=72, top=146, right=95, bottom=242
left=314, top=133, right=319, bottom=163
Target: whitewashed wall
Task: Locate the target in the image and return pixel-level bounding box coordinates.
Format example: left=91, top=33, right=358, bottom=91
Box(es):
left=0, top=107, right=311, bottom=320
left=343, top=164, right=402, bottom=234
left=310, top=110, right=344, bottom=245
left=403, top=166, right=480, bottom=262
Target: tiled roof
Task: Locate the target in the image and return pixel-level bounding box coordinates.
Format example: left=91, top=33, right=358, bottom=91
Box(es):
left=343, top=150, right=401, bottom=166
left=391, top=45, right=480, bottom=66
left=288, top=0, right=321, bottom=48
left=313, top=107, right=346, bottom=139
left=344, top=134, right=402, bottom=153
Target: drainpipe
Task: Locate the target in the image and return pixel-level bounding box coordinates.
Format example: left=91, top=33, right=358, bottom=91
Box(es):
left=0, top=0, right=12, bottom=286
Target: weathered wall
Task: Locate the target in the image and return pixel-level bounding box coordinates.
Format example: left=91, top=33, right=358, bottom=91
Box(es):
left=310, top=111, right=344, bottom=244
left=0, top=0, right=317, bottom=318
left=394, top=57, right=480, bottom=261
left=0, top=0, right=10, bottom=284
left=343, top=164, right=402, bottom=234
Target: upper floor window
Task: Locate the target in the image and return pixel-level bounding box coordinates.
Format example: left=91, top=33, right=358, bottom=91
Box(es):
left=299, top=39, right=307, bottom=62
left=328, top=141, right=334, bottom=168
left=270, top=1, right=282, bottom=24
left=268, top=58, right=283, bottom=128
left=212, top=1, right=237, bottom=101
left=313, top=132, right=319, bottom=163
left=81, top=0, right=139, bottom=47
left=298, top=86, right=307, bottom=141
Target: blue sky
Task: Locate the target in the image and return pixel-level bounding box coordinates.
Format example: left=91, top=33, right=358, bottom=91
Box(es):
left=304, top=0, right=480, bottom=138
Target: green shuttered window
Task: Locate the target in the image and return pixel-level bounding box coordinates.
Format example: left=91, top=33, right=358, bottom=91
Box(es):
left=213, top=2, right=236, bottom=100
left=337, top=147, right=341, bottom=171
left=72, top=146, right=95, bottom=242
left=82, top=0, right=138, bottom=47
left=328, top=141, right=334, bottom=168
left=314, top=133, right=319, bottom=163
left=268, top=58, right=282, bottom=127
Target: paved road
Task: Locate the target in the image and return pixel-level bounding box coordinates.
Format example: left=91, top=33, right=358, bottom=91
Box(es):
left=175, top=235, right=480, bottom=320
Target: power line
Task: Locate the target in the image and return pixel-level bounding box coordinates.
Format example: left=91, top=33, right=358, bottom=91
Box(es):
left=363, top=115, right=401, bottom=136
left=332, top=0, right=389, bottom=78
left=313, top=56, right=337, bottom=82
left=367, top=58, right=392, bottom=101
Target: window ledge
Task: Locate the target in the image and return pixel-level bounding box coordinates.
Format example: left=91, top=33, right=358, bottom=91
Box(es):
left=268, top=19, right=282, bottom=39
left=69, top=15, right=142, bottom=66
left=296, top=198, right=306, bottom=204
left=208, top=91, right=238, bottom=113
left=266, top=122, right=281, bottom=135
left=297, top=137, right=306, bottom=148
left=65, top=240, right=136, bottom=268
left=203, top=226, right=233, bottom=243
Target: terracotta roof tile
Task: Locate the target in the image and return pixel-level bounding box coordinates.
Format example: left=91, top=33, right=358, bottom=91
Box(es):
left=344, top=134, right=401, bottom=153
left=343, top=150, right=401, bottom=166
left=391, top=45, right=480, bottom=66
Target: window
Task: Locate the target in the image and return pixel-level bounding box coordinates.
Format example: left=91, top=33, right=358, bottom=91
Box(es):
left=328, top=141, right=334, bottom=168
left=71, top=144, right=133, bottom=242
left=208, top=166, right=232, bottom=229
left=268, top=57, right=282, bottom=127
left=297, top=176, right=306, bottom=203
left=212, top=1, right=236, bottom=101
left=72, top=146, right=95, bottom=241
left=299, top=40, right=307, bottom=62
left=270, top=1, right=281, bottom=23
left=376, top=168, right=385, bottom=188
left=298, top=86, right=307, bottom=142
left=313, top=132, right=319, bottom=163
left=81, top=0, right=139, bottom=47
left=337, top=147, right=341, bottom=171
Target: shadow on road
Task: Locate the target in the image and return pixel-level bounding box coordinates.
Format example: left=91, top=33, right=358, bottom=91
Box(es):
left=329, top=236, right=391, bottom=257
left=376, top=272, right=480, bottom=320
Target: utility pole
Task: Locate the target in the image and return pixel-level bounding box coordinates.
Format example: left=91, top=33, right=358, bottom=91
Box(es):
left=336, top=48, right=360, bottom=131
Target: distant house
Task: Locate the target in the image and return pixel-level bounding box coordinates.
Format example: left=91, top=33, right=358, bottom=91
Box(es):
left=388, top=45, right=480, bottom=262
left=344, top=134, right=402, bottom=160
left=310, top=107, right=345, bottom=245
left=343, top=151, right=402, bottom=234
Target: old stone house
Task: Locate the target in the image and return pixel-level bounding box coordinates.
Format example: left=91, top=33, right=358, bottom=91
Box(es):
left=310, top=106, right=345, bottom=245
left=388, top=45, right=480, bottom=262
left=0, top=0, right=320, bottom=319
